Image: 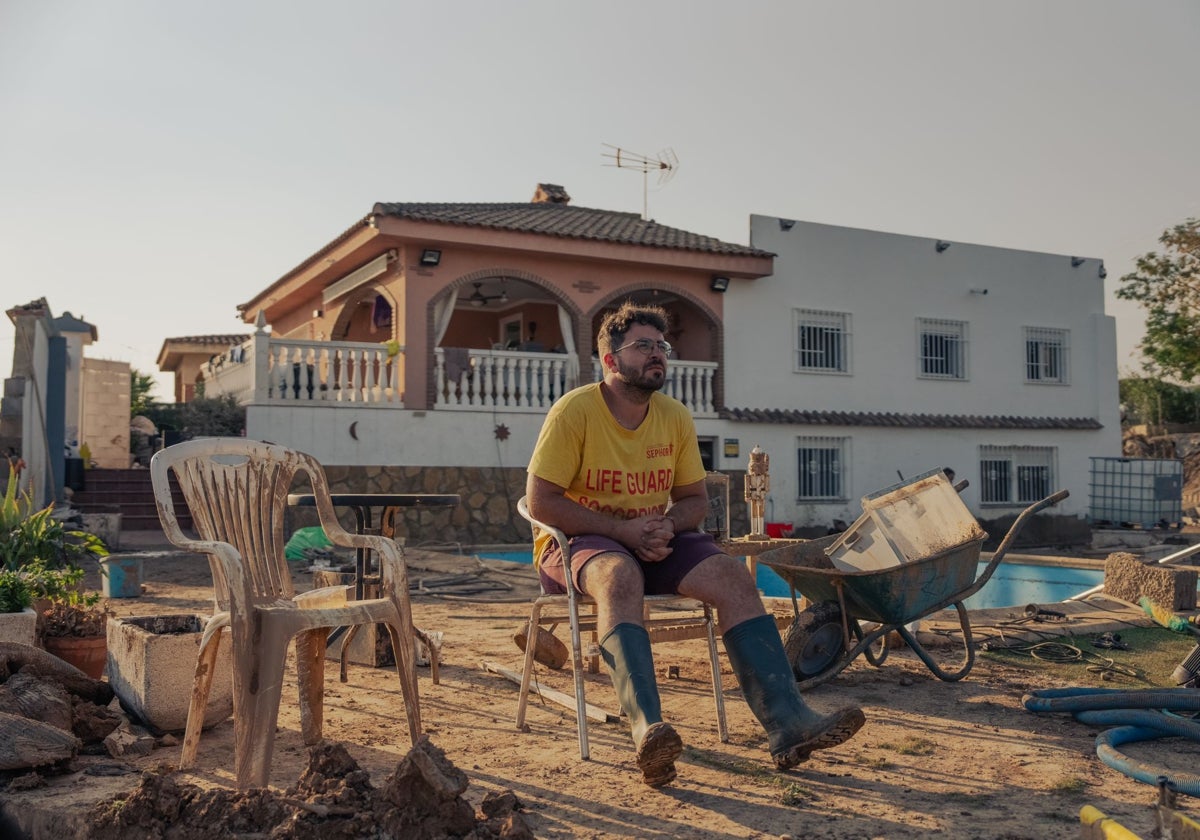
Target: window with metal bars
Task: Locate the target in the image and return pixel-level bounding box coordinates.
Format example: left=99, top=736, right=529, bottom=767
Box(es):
left=917, top=318, right=968, bottom=380
left=1024, top=327, right=1069, bottom=384
left=794, top=309, right=851, bottom=373
left=979, top=445, right=1055, bottom=504
left=797, top=436, right=847, bottom=500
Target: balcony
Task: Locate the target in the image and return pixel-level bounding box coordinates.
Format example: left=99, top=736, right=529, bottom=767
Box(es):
left=203, top=335, right=718, bottom=417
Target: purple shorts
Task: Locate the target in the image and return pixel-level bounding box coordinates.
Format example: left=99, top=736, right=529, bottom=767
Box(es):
left=537, top=530, right=724, bottom=596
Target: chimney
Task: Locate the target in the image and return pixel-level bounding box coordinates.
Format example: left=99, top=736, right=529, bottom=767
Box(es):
left=532, top=183, right=571, bottom=204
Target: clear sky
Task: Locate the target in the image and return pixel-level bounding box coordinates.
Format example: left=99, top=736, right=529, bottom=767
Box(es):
left=2, top=1, right=1197, bottom=398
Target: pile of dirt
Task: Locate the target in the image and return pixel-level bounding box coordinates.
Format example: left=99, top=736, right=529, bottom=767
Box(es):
left=82, top=737, right=531, bottom=840
left=0, top=642, right=122, bottom=772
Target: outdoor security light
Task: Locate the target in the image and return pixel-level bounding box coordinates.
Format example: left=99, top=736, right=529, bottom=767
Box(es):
left=711, top=276, right=730, bottom=293
left=419, top=248, right=442, bottom=266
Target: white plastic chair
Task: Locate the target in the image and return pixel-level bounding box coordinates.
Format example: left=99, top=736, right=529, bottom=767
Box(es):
left=515, top=496, right=728, bottom=759
left=150, top=437, right=424, bottom=789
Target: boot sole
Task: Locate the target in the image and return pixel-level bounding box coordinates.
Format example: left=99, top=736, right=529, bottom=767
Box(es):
left=773, top=708, right=865, bottom=771
left=637, top=722, right=683, bottom=787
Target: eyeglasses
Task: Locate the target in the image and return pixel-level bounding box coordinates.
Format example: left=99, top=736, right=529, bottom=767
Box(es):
left=613, top=338, right=673, bottom=357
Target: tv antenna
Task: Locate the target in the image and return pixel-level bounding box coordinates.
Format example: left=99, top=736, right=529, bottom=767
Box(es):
left=602, top=143, right=678, bottom=220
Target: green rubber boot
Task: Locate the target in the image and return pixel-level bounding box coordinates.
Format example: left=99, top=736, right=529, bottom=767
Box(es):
left=723, top=614, right=865, bottom=770
left=600, top=623, right=683, bottom=787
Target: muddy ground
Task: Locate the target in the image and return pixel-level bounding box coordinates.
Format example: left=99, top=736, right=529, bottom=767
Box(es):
left=2, top=546, right=1196, bottom=839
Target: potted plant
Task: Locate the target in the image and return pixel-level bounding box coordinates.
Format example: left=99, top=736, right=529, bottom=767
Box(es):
left=1, top=466, right=112, bottom=676
left=0, top=567, right=36, bottom=645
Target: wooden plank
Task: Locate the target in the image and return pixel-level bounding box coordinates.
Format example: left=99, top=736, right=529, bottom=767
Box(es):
left=482, top=661, right=618, bottom=723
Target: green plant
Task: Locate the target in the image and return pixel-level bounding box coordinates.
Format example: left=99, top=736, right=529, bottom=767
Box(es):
left=1, top=466, right=110, bottom=572
left=0, top=568, right=33, bottom=613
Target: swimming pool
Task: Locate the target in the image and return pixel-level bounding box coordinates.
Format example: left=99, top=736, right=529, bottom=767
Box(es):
left=474, top=549, right=1107, bottom=610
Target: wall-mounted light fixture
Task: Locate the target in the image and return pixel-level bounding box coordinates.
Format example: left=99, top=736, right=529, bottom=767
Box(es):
left=935, top=240, right=951, bottom=253
left=419, top=248, right=442, bottom=266
left=779, top=219, right=796, bottom=231
left=312, top=309, right=324, bottom=319
left=711, top=276, right=730, bottom=293
left=1071, top=256, right=1085, bottom=267
left=1099, top=263, right=1107, bottom=279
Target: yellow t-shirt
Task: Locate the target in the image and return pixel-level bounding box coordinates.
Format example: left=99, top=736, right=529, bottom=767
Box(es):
left=526, top=383, right=707, bottom=561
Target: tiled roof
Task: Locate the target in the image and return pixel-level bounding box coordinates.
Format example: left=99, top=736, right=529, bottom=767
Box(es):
left=371, top=201, right=773, bottom=258
left=718, top=408, right=1103, bottom=430
left=164, top=334, right=251, bottom=345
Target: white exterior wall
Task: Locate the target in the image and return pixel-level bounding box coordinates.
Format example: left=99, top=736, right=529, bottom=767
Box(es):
left=710, top=216, right=1122, bottom=526
left=246, top=404, right=541, bottom=471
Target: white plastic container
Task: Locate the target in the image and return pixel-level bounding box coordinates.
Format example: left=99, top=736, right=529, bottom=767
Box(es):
left=825, top=469, right=986, bottom=573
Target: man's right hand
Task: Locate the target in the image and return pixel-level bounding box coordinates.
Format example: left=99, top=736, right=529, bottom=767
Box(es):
left=621, top=515, right=675, bottom=563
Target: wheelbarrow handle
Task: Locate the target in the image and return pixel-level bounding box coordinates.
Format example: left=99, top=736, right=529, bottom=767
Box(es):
left=977, top=489, right=1070, bottom=583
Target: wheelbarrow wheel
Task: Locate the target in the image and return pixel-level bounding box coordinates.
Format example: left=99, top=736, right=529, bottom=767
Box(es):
left=782, top=601, right=845, bottom=681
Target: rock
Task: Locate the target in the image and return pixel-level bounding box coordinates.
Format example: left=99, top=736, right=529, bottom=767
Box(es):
left=0, top=710, right=80, bottom=770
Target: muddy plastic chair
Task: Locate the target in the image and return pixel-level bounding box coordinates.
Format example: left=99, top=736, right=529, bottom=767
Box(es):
left=150, top=437, right=423, bottom=789
left=515, top=496, right=727, bottom=760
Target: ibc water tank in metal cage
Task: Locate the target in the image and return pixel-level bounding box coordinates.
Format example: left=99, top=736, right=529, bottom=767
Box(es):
left=1088, top=456, right=1183, bottom=529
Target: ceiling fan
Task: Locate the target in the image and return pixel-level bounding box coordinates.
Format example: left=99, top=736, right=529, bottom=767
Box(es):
left=468, top=280, right=509, bottom=307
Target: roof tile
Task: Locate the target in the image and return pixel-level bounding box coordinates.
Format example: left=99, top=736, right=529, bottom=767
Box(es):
left=371, top=202, right=772, bottom=258
left=718, top=407, right=1103, bottom=430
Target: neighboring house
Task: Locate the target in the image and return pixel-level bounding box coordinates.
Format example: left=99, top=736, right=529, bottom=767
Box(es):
left=157, top=334, right=253, bottom=402
left=194, top=186, right=1119, bottom=537
left=716, top=216, right=1120, bottom=527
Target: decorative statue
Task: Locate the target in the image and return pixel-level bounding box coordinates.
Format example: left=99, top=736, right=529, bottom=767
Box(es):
left=744, top=445, right=769, bottom=539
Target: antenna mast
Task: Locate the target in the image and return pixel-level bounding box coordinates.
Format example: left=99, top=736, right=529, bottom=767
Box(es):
left=601, top=144, right=678, bottom=220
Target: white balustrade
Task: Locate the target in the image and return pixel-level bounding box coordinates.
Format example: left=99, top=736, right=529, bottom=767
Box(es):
left=203, top=336, right=403, bottom=405
left=204, top=338, right=718, bottom=416
left=435, top=348, right=573, bottom=412
left=588, top=358, right=718, bottom=416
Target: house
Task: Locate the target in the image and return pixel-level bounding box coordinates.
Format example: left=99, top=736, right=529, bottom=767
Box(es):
left=717, top=216, right=1120, bottom=531
left=193, top=186, right=1118, bottom=543
left=156, top=334, right=252, bottom=403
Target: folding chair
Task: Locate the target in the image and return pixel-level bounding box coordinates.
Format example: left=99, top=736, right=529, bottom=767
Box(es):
left=515, top=496, right=728, bottom=759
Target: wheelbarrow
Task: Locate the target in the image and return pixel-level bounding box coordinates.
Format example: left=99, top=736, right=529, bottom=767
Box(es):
left=758, top=489, right=1069, bottom=691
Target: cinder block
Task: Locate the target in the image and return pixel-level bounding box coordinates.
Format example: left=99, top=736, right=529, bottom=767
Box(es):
left=1104, top=552, right=1198, bottom=611
left=107, top=614, right=233, bottom=734
left=81, top=513, right=121, bottom=551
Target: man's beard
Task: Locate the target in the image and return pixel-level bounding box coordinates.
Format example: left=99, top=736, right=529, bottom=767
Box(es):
left=614, top=356, right=666, bottom=395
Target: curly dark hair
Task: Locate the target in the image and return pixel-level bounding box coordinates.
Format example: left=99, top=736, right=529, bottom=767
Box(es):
left=596, top=300, right=669, bottom=358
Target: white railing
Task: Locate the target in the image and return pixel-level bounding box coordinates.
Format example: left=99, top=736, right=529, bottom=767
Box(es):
left=203, top=335, right=719, bottom=416
left=203, top=334, right=403, bottom=405
left=588, top=358, right=718, bottom=416
left=435, top=348, right=574, bottom=412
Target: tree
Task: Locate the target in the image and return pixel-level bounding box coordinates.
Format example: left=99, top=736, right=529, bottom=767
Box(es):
left=1119, top=376, right=1200, bottom=427
left=130, top=369, right=157, bottom=416
left=1116, top=218, right=1200, bottom=382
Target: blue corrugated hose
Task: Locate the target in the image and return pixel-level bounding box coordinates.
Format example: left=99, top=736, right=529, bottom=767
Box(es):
left=1023, top=687, right=1200, bottom=795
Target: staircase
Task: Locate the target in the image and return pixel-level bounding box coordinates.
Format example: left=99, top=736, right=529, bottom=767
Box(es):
left=70, top=468, right=192, bottom=531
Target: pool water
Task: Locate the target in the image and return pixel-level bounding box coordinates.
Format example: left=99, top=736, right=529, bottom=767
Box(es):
left=476, top=550, right=1106, bottom=610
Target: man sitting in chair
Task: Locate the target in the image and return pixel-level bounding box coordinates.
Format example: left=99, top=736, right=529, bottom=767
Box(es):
left=526, top=300, right=864, bottom=787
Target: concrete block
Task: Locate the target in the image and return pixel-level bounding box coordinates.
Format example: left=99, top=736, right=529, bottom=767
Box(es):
left=1104, top=552, right=1198, bottom=611
left=107, top=614, right=233, bottom=734
left=81, top=512, right=121, bottom=551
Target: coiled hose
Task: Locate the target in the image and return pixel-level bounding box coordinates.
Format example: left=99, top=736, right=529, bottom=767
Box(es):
left=1023, top=687, right=1200, bottom=795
